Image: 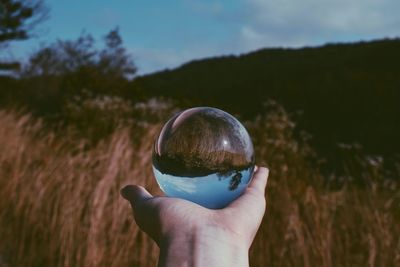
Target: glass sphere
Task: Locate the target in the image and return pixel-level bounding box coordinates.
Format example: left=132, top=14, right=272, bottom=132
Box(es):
left=152, top=107, right=255, bottom=209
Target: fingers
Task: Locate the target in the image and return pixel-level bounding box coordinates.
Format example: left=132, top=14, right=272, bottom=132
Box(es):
left=247, top=166, right=269, bottom=195
left=226, top=166, right=269, bottom=212
left=121, top=185, right=153, bottom=208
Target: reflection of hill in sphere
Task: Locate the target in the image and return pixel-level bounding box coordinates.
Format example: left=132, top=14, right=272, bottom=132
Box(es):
left=153, top=107, right=255, bottom=177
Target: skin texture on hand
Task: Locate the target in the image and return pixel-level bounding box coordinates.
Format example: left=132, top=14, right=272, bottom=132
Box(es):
left=121, top=166, right=269, bottom=267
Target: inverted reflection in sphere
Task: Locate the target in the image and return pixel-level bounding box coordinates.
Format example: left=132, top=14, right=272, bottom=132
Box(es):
left=152, top=107, right=255, bottom=209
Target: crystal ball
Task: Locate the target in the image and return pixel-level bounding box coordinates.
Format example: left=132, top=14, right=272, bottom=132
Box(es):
left=152, top=107, right=255, bottom=209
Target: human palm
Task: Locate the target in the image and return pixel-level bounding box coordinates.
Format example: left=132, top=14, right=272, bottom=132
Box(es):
left=121, top=167, right=269, bottom=249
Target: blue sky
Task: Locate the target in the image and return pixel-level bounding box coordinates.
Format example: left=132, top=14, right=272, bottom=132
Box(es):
left=4, top=0, right=400, bottom=74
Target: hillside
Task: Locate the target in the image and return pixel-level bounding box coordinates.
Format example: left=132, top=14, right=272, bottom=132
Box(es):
left=134, top=39, right=400, bottom=162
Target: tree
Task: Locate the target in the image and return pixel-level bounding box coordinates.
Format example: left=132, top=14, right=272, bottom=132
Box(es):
left=23, top=32, right=97, bottom=76
left=0, top=0, right=48, bottom=70
left=98, top=27, right=137, bottom=79
left=16, top=28, right=137, bottom=115
left=23, top=28, right=136, bottom=79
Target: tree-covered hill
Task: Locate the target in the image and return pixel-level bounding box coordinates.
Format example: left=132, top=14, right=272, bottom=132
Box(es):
left=135, top=39, right=400, bottom=160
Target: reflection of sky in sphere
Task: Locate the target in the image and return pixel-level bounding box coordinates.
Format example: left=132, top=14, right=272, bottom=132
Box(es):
left=152, top=107, right=255, bottom=208
left=153, top=166, right=254, bottom=209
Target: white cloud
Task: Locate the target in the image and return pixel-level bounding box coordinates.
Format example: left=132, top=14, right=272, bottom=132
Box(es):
left=162, top=174, right=198, bottom=194
left=132, top=0, right=400, bottom=74
left=132, top=48, right=183, bottom=74
left=131, top=45, right=221, bottom=74
left=89, top=8, right=121, bottom=28
left=184, top=0, right=223, bottom=16
left=240, top=0, right=400, bottom=50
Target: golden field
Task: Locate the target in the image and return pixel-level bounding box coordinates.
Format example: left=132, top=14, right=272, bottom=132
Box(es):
left=0, top=102, right=399, bottom=267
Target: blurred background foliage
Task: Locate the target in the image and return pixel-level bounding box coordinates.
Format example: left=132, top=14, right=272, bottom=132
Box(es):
left=0, top=1, right=399, bottom=266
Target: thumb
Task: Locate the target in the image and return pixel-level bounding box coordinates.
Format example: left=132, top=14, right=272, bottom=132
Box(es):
left=120, top=185, right=153, bottom=207
left=227, top=167, right=269, bottom=212
left=121, top=185, right=160, bottom=241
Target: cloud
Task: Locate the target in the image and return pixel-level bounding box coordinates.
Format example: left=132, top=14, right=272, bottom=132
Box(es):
left=239, top=0, right=400, bottom=50
left=89, top=8, right=121, bottom=28
left=165, top=176, right=198, bottom=194
left=130, top=0, right=400, bottom=74
left=184, top=0, right=223, bottom=16
left=132, top=48, right=183, bottom=74
left=131, top=45, right=221, bottom=74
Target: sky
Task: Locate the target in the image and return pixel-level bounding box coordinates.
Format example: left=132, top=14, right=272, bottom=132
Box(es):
left=4, top=0, right=400, bottom=75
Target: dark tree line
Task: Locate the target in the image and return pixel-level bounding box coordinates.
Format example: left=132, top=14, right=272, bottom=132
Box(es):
left=135, top=39, right=400, bottom=162
left=0, top=27, right=138, bottom=115
left=0, top=1, right=398, bottom=173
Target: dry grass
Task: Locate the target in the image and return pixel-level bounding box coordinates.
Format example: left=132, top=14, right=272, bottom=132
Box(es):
left=0, top=105, right=399, bottom=267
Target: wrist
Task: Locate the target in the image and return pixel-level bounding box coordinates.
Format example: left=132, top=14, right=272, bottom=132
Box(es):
left=158, top=225, right=249, bottom=267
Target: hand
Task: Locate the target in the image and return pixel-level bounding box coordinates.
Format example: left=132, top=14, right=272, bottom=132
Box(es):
left=121, top=166, right=269, bottom=267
